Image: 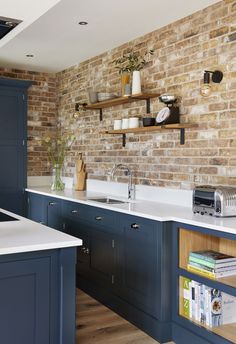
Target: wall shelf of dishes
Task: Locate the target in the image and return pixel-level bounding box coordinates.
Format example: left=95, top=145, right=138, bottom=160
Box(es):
left=82, top=92, right=159, bottom=121
left=103, top=123, right=197, bottom=147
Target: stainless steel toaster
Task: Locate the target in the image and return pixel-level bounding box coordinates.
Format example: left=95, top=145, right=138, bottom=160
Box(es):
left=193, top=185, right=236, bottom=217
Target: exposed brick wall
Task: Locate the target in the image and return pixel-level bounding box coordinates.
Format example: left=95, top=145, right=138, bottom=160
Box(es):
left=1, top=0, right=236, bottom=189
left=0, top=68, right=57, bottom=176
left=57, top=0, right=236, bottom=189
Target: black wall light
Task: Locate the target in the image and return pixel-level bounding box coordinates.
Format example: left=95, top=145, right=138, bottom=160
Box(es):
left=200, top=70, right=223, bottom=97
left=73, top=103, right=87, bottom=118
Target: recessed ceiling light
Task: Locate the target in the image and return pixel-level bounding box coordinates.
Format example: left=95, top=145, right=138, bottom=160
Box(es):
left=78, top=21, right=88, bottom=25
left=26, top=54, right=34, bottom=58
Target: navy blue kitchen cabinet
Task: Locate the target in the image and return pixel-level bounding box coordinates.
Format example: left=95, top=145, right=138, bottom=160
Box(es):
left=0, top=78, right=31, bottom=216
left=27, top=192, right=173, bottom=343
left=172, top=222, right=236, bottom=344
left=27, top=192, right=64, bottom=231
left=62, top=201, right=91, bottom=278
left=46, top=197, right=63, bottom=231
left=0, top=247, right=77, bottom=344
left=27, top=192, right=47, bottom=224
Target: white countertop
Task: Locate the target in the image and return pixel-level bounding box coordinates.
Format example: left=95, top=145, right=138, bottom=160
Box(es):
left=26, top=186, right=236, bottom=236
left=0, top=208, right=82, bottom=255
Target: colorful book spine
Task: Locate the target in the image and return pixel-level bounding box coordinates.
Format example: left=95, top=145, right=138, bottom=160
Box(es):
left=190, top=251, right=236, bottom=264
left=189, top=255, right=236, bottom=269
left=187, top=264, right=216, bottom=279
left=187, top=264, right=236, bottom=279
left=183, top=277, right=191, bottom=318
left=189, top=260, right=236, bottom=273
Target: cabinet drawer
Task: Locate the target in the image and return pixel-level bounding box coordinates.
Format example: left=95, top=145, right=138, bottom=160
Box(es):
left=62, top=201, right=90, bottom=223
left=121, top=214, right=157, bottom=232
left=89, top=206, right=117, bottom=231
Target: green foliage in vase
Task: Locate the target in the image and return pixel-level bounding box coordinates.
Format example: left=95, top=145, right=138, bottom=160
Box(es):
left=114, top=49, right=154, bottom=74
left=42, top=129, right=75, bottom=168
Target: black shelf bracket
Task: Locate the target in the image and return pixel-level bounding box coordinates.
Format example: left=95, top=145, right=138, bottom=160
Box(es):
left=180, top=128, right=185, bottom=145
left=99, top=109, right=103, bottom=121
left=122, top=134, right=126, bottom=147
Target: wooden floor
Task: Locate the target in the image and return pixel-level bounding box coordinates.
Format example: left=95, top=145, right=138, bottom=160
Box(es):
left=76, top=289, right=174, bottom=344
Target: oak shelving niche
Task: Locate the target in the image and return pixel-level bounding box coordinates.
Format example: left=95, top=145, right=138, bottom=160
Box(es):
left=177, top=227, right=236, bottom=344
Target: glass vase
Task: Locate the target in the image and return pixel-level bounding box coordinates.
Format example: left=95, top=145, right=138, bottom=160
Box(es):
left=51, top=164, right=65, bottom=191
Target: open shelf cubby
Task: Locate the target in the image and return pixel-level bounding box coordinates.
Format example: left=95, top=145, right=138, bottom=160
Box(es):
left=179, top=275, right=236, bottom=343
left=179, top=228, right=236, bottom=288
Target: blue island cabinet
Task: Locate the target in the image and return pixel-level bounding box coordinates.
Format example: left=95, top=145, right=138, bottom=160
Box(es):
left=172, top=222, right=236, bottom=344
left=0, top=247, right=77, bottom=344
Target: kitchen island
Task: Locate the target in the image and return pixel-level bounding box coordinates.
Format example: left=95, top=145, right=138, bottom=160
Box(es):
left=0, top=208, right=82, bottom=344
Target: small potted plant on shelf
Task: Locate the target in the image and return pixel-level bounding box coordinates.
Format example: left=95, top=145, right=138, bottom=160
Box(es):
left=114, top=49, right=154, bottom=96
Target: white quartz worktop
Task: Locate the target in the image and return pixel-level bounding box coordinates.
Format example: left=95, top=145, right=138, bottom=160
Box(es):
left=0, top=208, right=82, bottom=255
left=26, top=186, right=236, bottom=236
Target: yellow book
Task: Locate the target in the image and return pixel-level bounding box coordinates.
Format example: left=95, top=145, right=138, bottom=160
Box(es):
left=187, top=264, right=216, bottom=280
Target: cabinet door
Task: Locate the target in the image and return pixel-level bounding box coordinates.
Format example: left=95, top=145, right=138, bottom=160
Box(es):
left=62, top=201, right=91, bottom=278
left=119, top=215, right=159, bottom=317
left=0, top=256, right=51, bottom=344
left=0, top=83, right=29, bottom=216
left=90, top=228, right=115, bottom=287
left=46, top=197, right=63, bottom=231
left=27, top=192, right=47, bottom=225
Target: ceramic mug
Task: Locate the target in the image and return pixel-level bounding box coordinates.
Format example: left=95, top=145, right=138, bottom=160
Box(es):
left=128, top=117, right=139, bottom=129
left=121, top=118, right=129, bottom=129
left=113, top=119, right=122, bottom=130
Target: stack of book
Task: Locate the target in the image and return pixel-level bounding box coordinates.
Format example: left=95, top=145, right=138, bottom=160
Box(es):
left=182, top=278, right=236, bottom=327
left=187, top=250, right=236, bottom=279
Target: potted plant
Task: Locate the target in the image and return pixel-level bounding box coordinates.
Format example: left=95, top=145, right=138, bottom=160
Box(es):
left=114, top=49, right=154, bottom=95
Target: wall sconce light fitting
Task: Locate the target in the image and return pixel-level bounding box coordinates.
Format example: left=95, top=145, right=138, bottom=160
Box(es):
left=200, top=70, right=223, bottom=97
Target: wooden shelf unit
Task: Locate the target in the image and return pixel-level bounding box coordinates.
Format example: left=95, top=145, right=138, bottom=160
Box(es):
left=83, top=92, right=160, bottom=120
left=179, top=276, right=236, bottom=343
left=104, top=123, right=198, bottom=147
left=179, top=228, right=236, bottom=288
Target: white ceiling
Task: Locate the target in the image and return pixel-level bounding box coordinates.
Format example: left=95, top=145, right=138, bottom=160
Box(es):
left=0, top=0, right=219, bottom=73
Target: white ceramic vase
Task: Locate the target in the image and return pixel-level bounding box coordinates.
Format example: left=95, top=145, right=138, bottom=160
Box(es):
left=132, top=71, right=141, bottom=95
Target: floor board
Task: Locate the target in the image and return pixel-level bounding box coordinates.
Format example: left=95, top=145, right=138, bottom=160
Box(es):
left=76, top=289, right=174, bottom=344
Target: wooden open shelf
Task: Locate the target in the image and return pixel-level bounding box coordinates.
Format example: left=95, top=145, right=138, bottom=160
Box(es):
left=104, top=123, right=198, bottom=147
left=83, top=92, right=160, bottom=121
left=84, top=92, right=160, bottom=110
left=179, top=276, right=236, bottom=343
left=179, top=228, right=236, bottom=288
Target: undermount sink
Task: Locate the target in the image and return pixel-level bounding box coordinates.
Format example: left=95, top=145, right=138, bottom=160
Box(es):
left=87, top=197, right=128, bottom=204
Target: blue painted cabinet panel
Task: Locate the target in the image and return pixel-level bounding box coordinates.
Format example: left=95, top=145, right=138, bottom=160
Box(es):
left=117, top=214, right=160, bottom=318
left=0, top=79, right=31, bottom=216
left=0, top=256, right=51, bottom=344
left=0, top=247, right=77, bottom=344
left=27, top=192, right=47, bottom=224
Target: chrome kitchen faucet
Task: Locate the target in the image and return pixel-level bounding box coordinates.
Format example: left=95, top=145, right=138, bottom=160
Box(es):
left=110, top=164, right=135, bottom=200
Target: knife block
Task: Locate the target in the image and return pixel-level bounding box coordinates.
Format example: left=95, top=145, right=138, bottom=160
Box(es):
left=74, top=155, right=87, bottom=191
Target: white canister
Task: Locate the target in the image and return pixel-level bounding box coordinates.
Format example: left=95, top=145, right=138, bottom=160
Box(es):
left=113, top=119, right=122, bottom=130
left=121, top=118, right=129, bottom=129
left=132, top=71, right=141, bottom=95
left=128, top=117, right=139, bottom=129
